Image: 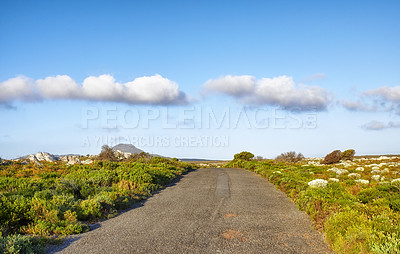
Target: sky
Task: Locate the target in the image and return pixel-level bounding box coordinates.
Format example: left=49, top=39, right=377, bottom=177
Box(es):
left=0, top=0, right=399, bottom=160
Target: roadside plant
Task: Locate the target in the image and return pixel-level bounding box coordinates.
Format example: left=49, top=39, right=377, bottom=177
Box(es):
left=275, top=151, right=304, bottom=163
left=233, top=151, right=254, bottom=161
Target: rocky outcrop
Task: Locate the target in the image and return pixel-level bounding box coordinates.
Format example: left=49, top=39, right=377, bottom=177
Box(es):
left=61, top=155, right=81, bottom=165
left=81, top=159, right=93, bottom=165
left=25, top=152, right=83, bottom=165
left=114, top=150, right=132, bottom=160
left=28, top=152, right=59, bottom=162
left=112, top=144, right=144, bottom=154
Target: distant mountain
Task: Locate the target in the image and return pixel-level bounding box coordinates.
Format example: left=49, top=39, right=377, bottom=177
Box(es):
left=112, top=144, right=144, bottom=154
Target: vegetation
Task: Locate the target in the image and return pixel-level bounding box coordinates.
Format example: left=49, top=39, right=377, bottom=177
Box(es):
left=233, top=151, right=254, bottom=161
left=0, top=157, right=197, bottom=252
left=341, top=149, right=356, bottom=161
left=227, top=152, right=400, bottom=253
left=322, top=150, right=342, bottom=164
left=275, top=151, right=304, bottom=163
left=97, top=145, right=118, bottom=161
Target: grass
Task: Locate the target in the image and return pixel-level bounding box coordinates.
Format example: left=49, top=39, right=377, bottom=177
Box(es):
left=226, top=156, right=400, bottom=253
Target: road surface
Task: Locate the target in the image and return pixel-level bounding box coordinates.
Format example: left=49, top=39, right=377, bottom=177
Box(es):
left=50, top=168, right=332, bottom=253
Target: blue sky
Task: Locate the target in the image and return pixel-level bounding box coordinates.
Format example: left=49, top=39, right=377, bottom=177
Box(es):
left=1, top=0, right=399, bottom=159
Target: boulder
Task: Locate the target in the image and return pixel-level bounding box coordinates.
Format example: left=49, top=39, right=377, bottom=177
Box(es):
left=61, top=155, right=81, bottom=165
left=114, top=150, right=132, bottom=160
left=322, top=150, right=341, bottom=164
left=81, top=159, right=93, bottom=165
left=28, top=152, right=59, bottom=162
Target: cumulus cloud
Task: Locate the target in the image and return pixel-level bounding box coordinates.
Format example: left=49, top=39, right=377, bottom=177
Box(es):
left=203, top=75, right=255, bottom=97
left=0, top=76, right=39, bottom=103
left=361, top=120, right=400, bottom=131
left=0, top=74, right=187, bottom=105
left=203, top=75, right=331, bottom=111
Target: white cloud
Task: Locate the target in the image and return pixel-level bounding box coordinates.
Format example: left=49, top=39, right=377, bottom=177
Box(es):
left=82, top=75, right=124, bottom=101
left=203, top=75, right=330, bottom=111
left=203, top=75, right=255, bottom=97
left=0, top=76, right=38, bottom=103
left=124, top=74, right=183, bottom=104
left=0, top=74, right=187, bottom=105
left=362, top=120, right=400, bottom=131
left=37, top=75, right=80, bottom=99
left=340, top=100, right=378, bottom=112
left=341, top=86, right=400, bottom=115
left=365, top=86, right=400, bottom=103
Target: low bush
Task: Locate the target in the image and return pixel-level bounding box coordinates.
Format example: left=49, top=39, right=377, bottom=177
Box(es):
left=0, top=234, right=44, bottom=254
left=322, top=150, right=341, bottom=164
left=275, top=151, right=304, bottom=163
left=341, top=149, right=355, bottom=161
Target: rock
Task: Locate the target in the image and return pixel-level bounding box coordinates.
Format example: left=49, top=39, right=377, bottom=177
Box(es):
left=114, top=150, right=132, bottom=160
left=28, top=152, right=59, bottom=162
left=112, top=144, right=144, bottom=154
left=322, top=150, right=341, bottom=164
left=81, top=159, right=93, bottom=165
left=355, top=167, right=364, bottom=171
left=61, top=155, right=81, bottom=165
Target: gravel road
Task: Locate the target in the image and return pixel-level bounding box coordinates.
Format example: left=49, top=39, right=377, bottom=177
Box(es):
left=49, top=168, right=332, bottom=253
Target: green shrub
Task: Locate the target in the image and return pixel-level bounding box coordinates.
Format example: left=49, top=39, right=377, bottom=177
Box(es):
left=233, top=151, right=254, bottom=161
left=341, top=149, right=355, bottom=161
left=325, top=209, right=373, bottom=253
left=0, top=234, right=44, bottom=254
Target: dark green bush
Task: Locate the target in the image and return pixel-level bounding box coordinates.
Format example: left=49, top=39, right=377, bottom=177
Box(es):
left=0, top=234, right=44, bottom=254
left=233, top=151, right=254, bottom=161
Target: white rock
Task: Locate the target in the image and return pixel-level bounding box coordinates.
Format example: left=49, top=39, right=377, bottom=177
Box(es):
left=308, top=179, right=328, bottom=188
left=114, top=150, right=132, bottom=159
left=355, top=167, right=364, bottom=172
left=61, top=155, right=81, bottom=165
left=81, top=159, right=93, bottom=165
left=28, top=152, right=59, bottom=162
